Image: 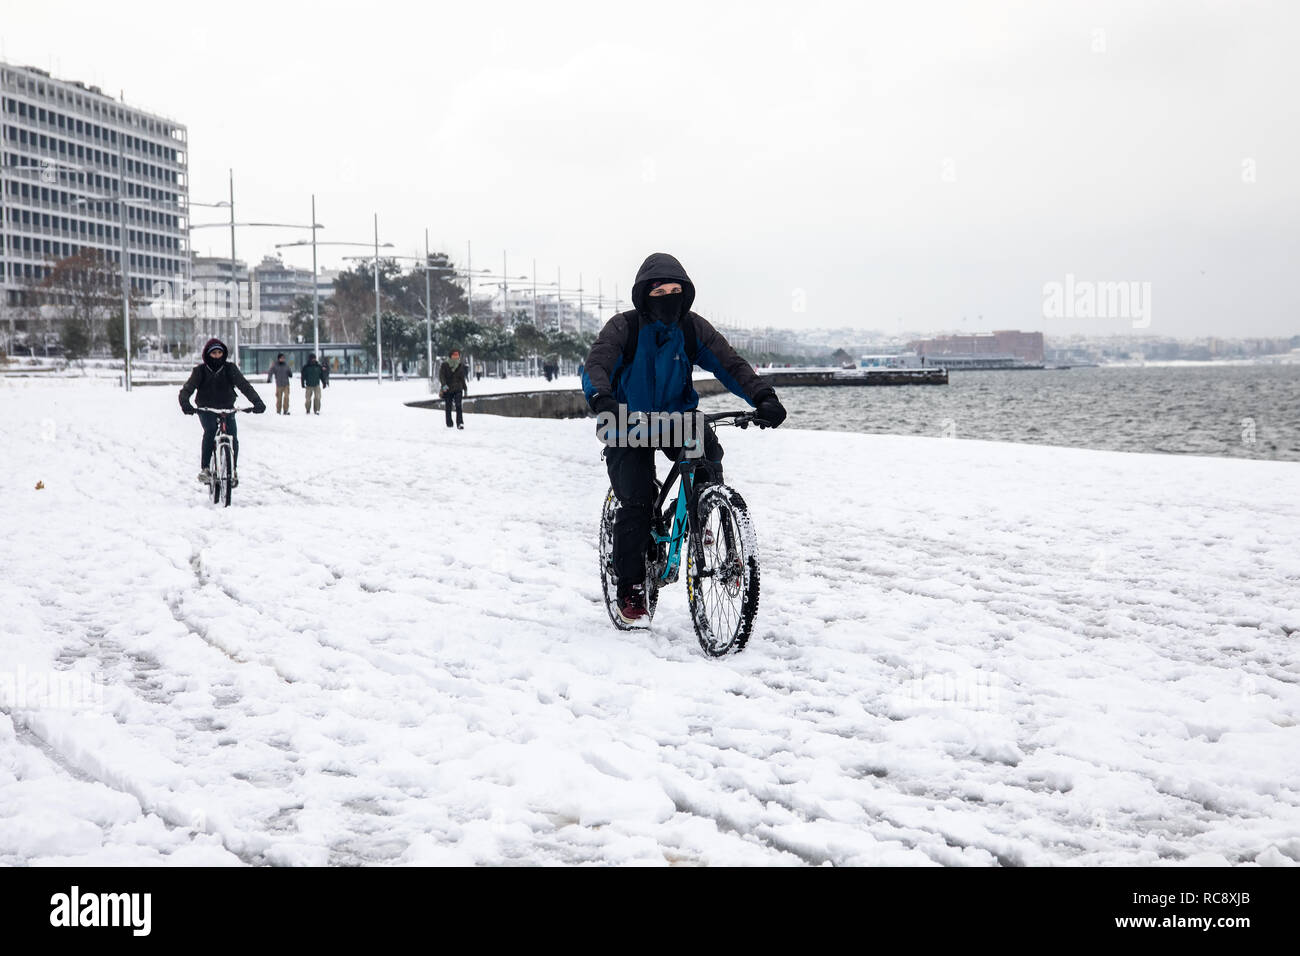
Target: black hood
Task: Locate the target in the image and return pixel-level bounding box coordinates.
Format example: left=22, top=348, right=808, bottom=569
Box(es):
left=631, top=253, right=696, bottom=316
left=202, top=337, right=228, bottom=369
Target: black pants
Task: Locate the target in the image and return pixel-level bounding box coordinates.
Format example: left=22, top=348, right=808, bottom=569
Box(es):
left=444, top=390, right=464, bottom=427
left=605, top=426, right=723, bottom=588
left=198, top=411, right=238, bottom=471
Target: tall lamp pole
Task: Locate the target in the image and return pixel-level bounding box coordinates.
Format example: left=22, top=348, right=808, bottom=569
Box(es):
left=311, top=194, right=320, bottom=359
left=373, top=213, right=383, bottom=384
left=119, top=138, right=132, bottom=390
left=228, top=170, right=239, bottom=363
left=424, top=229, right=433, bottom=378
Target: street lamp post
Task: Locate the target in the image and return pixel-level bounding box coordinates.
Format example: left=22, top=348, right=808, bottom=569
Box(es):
left=424, top=230, right=433, bottom=378
left=227, top=171, right=237, bottom=362
left=373, top=214, right=382, bottom=384
left=119, top=138, right=131, bottom=389
left=311, top=194, right=320, bottom=359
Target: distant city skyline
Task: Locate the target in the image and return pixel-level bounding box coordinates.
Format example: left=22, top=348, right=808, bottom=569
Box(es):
left=2, top=0, right=1297, bottom=337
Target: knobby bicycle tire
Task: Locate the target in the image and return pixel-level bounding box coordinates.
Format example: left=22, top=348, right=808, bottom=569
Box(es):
left=686, top=484, right=761, bottom=656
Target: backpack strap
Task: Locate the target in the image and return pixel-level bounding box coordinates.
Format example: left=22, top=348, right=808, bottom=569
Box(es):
left=682, top=313, right=699, bottom=363
left=620, top=311, right=640, bottom=368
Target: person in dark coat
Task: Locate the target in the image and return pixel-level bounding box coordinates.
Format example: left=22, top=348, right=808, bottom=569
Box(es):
left=301, top=354, right=325, bottom=415
left=438, top=348, right=470, bottom=429
left=581, top=252, right=787, bottom=627
left=178, top=337, right=266, bottom=483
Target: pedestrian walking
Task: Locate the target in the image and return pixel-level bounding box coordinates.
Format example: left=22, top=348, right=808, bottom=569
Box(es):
left=267, top=353, right=292, bottom=415
left=439, top=348, right=469, bottom=430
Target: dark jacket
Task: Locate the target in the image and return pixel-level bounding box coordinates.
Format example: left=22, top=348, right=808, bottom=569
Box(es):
left=179, top=338, right=264, bottom=412
left=267, top=360, right=292, bottom=387
left=439, top=361, right=469, bottom=394
left=301, top=359, right=324, bottom=388
left=581, top=252, right=771, bottom=413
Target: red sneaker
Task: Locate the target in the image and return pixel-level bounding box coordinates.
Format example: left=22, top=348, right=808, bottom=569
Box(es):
left=618, top=586, right=650, bottom=628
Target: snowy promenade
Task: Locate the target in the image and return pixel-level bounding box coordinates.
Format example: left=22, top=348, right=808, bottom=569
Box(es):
left=1, top=377, right=1297, bottom=865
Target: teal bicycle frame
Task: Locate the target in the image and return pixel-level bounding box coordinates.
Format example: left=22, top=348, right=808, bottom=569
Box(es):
left=653, top=453, right=696, bottom=583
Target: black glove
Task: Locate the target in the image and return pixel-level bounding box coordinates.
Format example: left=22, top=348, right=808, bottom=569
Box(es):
left=592, top=394, right=619, bottom=440
left=182, top=404, right=196, bottom=416
left=754, top=391, right=787, bottom=428
left=252, top=404, right=267, bottom=415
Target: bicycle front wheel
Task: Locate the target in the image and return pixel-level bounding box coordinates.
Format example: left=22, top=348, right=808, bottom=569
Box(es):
left=219, top=444, right=233, bottom=507
left=687, top=484, right=760, bottom=656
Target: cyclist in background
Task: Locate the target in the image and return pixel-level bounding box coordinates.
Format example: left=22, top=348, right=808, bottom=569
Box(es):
left=582, top=252, right=787, bottom=627
left=179, top=338, right=266, bottom=485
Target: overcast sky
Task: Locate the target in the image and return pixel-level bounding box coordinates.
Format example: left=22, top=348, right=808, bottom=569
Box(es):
left=4, top=0, right=1297, bottom=337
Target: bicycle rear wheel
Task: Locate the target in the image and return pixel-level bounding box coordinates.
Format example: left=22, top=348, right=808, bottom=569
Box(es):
left=599, top=488, right=659, bottom=629
left=686, top=484, right=760, bottom=656
left=219, top=443, right=233, bottom=507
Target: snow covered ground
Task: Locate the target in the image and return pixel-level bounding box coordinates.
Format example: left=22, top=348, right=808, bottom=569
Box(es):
left=1, top=377, right=1297, bottom=866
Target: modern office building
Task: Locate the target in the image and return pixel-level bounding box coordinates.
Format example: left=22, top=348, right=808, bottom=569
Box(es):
left=251, top=254, right=313, bottom=314
left=1, top=61, right=188, bottom=345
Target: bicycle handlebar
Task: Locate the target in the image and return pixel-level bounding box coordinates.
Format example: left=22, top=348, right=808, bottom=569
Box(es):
left=702, top=410, right=770, bottom=429
left=195, top=406, right=256, bottom=414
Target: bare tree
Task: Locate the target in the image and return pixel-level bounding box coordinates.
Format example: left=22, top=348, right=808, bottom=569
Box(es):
left=33, top=251, right=122, bottom=364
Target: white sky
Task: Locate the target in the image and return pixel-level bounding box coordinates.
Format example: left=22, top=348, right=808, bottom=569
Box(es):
left=4, top=0, right=1297, bottom=337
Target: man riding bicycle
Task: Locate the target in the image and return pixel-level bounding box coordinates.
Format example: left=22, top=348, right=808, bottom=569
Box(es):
left=178, top=338, right=267, bottom=486
left=582, top=253, right=787, bottom=627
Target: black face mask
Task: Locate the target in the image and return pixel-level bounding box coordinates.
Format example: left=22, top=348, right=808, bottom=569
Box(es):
left=205, top=353, right=225, bottom=371
left=644, top=291, right=685, bottom=325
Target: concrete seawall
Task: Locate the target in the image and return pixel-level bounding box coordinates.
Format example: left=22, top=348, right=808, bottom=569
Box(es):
left=406, top=379, right=730, bottom=418
left=756, top=368, right=949, bottom=386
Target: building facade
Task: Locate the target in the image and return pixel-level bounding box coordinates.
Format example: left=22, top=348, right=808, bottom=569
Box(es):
left=251, top=254, right=313, bottom=314
left=910, top=330, right=1045, bottom=366
left=1, top=61, right=188, bottom=349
